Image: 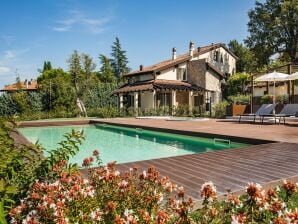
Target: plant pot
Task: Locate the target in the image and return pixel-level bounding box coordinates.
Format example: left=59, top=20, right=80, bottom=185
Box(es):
left=226, top=104, right=247, bottom=116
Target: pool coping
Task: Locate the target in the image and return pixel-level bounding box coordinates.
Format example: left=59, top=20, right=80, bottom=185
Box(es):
left=17, top=119, right=275, bottom=145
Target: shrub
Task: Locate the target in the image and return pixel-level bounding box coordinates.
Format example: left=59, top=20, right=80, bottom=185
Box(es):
left=192, top=105, right=205, bottom=117
left=174, top=105, right=191, bottom=117
left=228, top=94, right=250, bottom=105
left=0, top=119, right=84, bottom=223
left=213, top=101, right=229, bottom=118
left=9, top=153, right=298, bottom=223
left=9, top=155, right=194, bottom=224
left=276, top=94, right=289, bottom=104
left=0, top=93, right=18, bottom=116
left=260, top=94, right=273, bottom=104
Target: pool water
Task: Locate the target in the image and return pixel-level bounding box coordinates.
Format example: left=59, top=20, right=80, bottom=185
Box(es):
left=19, top=124, right=249, bottom=165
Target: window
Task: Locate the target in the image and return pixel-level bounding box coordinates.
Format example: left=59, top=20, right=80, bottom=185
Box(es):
left=220, top=54, right=223, bottom=63
left=156, top=92, right=171, bottom=107
left=213, top=51, right=220, bottom=62
left=177, top=68, right=187, bottom=81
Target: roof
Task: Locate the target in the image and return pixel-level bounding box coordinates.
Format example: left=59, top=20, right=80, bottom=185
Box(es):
left=206, top=62, right=224, bottom=77
left=124, top=43, right=237, bottom=77
left=113, top=79, right=205, bottom=94
left=1, top=80, right=38, bottom=92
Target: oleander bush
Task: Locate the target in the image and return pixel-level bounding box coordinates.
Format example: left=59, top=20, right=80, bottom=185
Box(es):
left=0, top=119, right=84, bottom=224
left=8, top=153, right=298, bottom=224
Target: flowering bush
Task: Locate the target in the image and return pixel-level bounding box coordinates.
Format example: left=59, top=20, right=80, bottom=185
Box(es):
left=9, top=152, right=194, bottom=223
left=9, top=149, right=298, bottom=224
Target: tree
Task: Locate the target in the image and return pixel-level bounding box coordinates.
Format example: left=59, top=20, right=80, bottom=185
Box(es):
left=245, top=0, right=298, bottom=67
left=98, top=54, right=116, bottom=83
left=227, top=72, right=251, bottom=96
left=37, top=68, right=68, bottom=83
left=111, top=37, right=130, bottom=78
left=81, top=54, right=96, bottom=81
left=228, top=40, right=257, bottom=73
left=67, top=50, right=83, bottom=93
left=67, top=50, right=87, bottom=117
left=38, top=61, right=52, bottom=73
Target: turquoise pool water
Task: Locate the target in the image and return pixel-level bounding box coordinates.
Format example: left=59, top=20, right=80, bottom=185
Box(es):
left=19, top=124, right=249, bottom=165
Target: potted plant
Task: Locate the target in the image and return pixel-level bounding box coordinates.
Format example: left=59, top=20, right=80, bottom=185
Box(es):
left=226, top=94, right=250, bottom=116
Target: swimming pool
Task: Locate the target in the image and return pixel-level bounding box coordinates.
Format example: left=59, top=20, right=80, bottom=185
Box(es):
left=19, top=124, right=249, bottom=165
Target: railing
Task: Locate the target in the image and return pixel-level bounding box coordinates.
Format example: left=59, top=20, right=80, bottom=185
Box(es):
left=213, top=138, right=231, bottom=148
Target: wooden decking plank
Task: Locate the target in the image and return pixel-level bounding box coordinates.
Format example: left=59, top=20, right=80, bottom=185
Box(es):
left=114, top=142, right=298, bottom=199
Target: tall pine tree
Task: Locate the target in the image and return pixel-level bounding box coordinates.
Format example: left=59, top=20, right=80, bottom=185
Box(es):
left=110, top=37, right=130, bottom=78
left=98, top=54, right=116, bottom=83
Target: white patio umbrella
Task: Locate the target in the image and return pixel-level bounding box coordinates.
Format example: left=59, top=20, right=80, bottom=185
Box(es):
left=254, top=71, right=289, bottom=114
left=286, top=71, right=298, bottom=80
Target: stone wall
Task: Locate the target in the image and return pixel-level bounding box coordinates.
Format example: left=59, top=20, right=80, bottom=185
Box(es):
left=187, top=59, right=206, bottom=88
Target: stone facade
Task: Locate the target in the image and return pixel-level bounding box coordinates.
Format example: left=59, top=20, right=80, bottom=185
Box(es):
left=187, top=59, right=206, bottom=88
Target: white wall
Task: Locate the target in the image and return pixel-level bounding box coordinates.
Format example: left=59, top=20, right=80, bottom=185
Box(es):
left=254, top=84, right=288, bottom=97
left=199, top=47, right=236, bottom=74
left=156, top=62, right=187, bottom=80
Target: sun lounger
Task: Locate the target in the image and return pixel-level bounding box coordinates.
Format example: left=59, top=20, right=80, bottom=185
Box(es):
left=238, top=104, right=276, bottom=123
left=259, top=104, right=298, bottom=124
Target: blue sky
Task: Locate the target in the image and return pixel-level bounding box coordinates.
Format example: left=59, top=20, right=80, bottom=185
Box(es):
left=0, top=0, right=256, bottom=88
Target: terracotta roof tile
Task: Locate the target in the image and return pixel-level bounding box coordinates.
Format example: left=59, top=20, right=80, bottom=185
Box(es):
left=113, top=79, right=205, bottom=94
left=1, top=80, right=38, bottom=92
left=124, top=43, right=237, bottom=77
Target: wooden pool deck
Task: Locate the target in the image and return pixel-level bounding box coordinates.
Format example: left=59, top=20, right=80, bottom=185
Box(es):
left=115, top=142, right=298, bottom=199
left=92, top=118, right=298, bottom=199
left=18, top=118, right=298, bottom=199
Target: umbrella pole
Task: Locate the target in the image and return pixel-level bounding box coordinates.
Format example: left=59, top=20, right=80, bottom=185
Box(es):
left=273, top=79, right=276, bottom=114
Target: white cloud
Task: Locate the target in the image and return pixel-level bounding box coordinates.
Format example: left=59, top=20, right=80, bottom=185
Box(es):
left=0, top=66, right=10, bottom=74
left=52, top=10, right=111, bottom=34
left=4, top=51, right=15, bottom=59
left=2, top=49, right=29, bottom=60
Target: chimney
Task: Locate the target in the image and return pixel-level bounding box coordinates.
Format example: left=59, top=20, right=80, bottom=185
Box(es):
left=172, top=47, right=177, bottom=60
left=139, top=64, right=143, bottom=71
left=189, top=41, right=194, bottom=57
left=24, top=79, right=29, bottom=89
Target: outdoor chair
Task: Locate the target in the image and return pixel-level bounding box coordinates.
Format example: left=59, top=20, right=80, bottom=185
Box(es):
left=238, top=104, right=276, bottom=123
left=259, top=104, right=298, bottom=124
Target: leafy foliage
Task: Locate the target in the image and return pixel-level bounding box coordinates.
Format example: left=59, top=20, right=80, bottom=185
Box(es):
left=228, top=94, right=251, bottom=105
left=261, top=94, right=274, bottom=104
left=0, top=93, right=18, bottom=116
left=213, top=101, right=229, bottom=118
left=8, top=151, right=298, bottom=223
left=228, top=40, right=258, bottom=73
left=227, top=72, right=251, bottom=96
left=97, top=54, right=116, bottom=83
left=0, top=119, right=84, bottom=223
left=245, top=0, right=298, bottom=66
